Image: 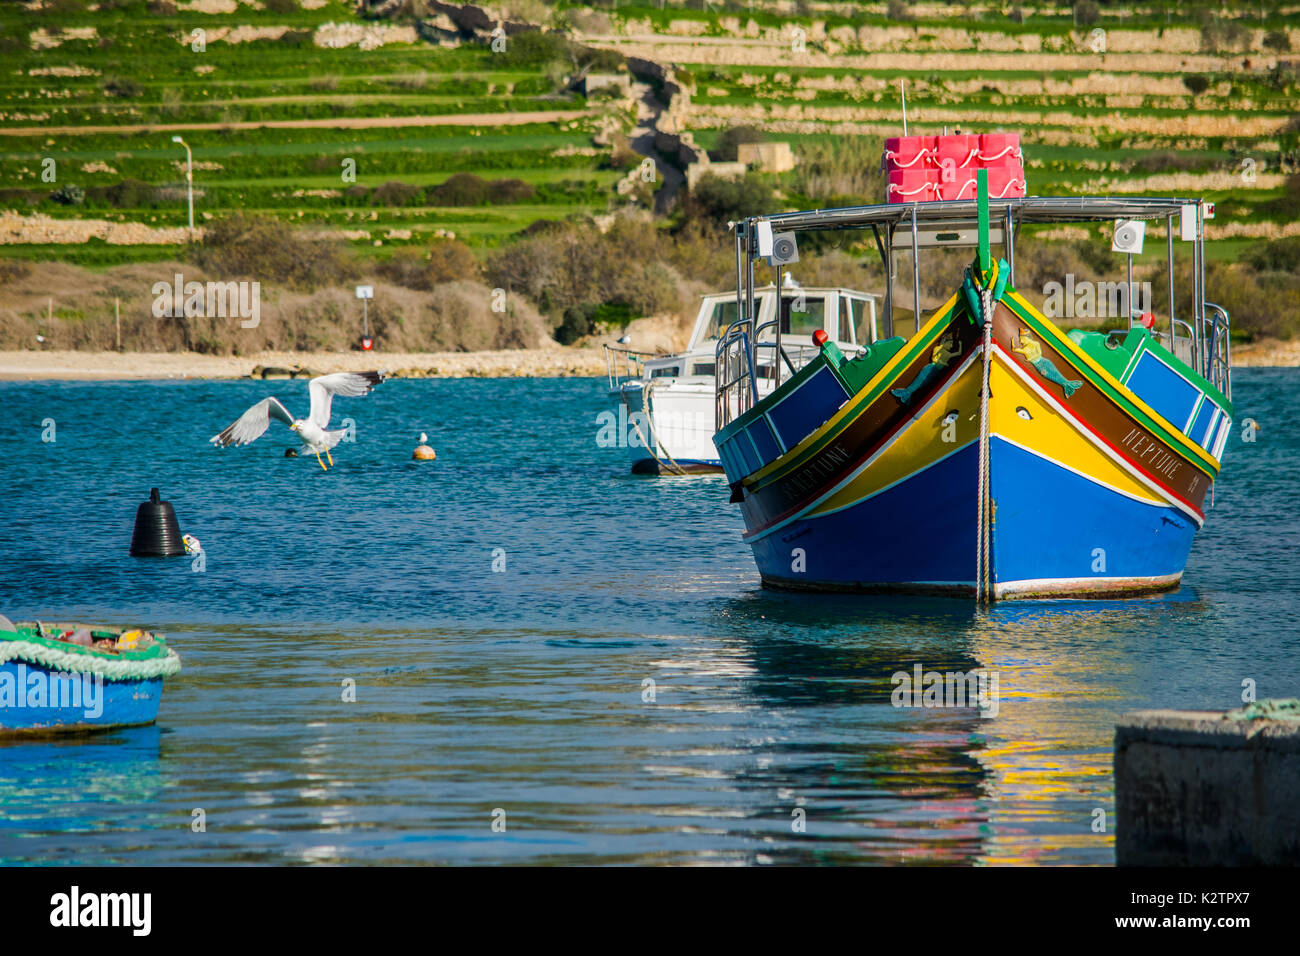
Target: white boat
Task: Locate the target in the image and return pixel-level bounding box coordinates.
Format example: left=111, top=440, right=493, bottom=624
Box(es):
left=606, top=277, right=880, bottom=474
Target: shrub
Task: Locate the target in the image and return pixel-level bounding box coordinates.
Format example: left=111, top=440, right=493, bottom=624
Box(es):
left=50, top=184, right=85, bottom=206
left=712, top=125, right=767, bottom=162
left=264, top=0, right=298, bottom=12
left=1245, top=236, right=1300, bottom=273
left=0, top=259, right=32, bottom=284
left=1264, top=30, right=1292, bottom=53
left=791, top=135, right=886, bottom=203
left=496, top=29, right=569, bottom=69
left=687, top=173, right=779, bottom=229
left=1073, top=0, right=1099, bottom=27
left=602, top=135, right=641, bottom=172
left=145, top=0, right=177, bottom=14
left=1200, top=17, right=1251, bottom=53
left=886, top=0, right=912, bottom=21
left=1259, top=173, right=1300, bottom=219
left=103, top=76, right=144, bottom=98
left=104, top=178, right=157, bottom=209
left=195, top=213, right=357, bottom=289
left=1183, top=74, right=1211, bottom=96
left=376, top=239, right=480, bottom=290
left=342, top=184, right=371, bottom=205
left=487, top=178, right=535, bottom=204
left=370, top=180, right=424, bottom=206
left=484, top=217, right=682, bottom=320
left=427, top=238, right=480, bottom=285
left=279, top=29, right=313, bottom=47
left=555, top=303, right=596, bottom=344
left=429, top=173, right=489, bottom=206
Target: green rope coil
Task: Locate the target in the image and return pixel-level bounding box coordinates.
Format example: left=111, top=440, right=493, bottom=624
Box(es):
left=1226, top=699, right=1300, bottom=723
left=1, top=628, right=182, bottom=682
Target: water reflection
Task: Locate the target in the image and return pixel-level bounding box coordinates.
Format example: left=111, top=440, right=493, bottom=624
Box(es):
left=0, top=725, right=163, bottom=863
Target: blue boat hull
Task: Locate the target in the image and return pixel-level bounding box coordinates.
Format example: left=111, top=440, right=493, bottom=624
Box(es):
left=749, top=437, right=1196, bottom=598
left=0, top=661, right=165, bottom=735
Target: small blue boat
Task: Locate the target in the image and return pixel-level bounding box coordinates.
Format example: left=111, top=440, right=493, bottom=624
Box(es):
left=0, top=621, right=182, bottom=736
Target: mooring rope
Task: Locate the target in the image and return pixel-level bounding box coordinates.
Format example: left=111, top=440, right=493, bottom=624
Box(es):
left=976, top=285, right=994, bottom=604
left=629, top=381, right=687, bottom=476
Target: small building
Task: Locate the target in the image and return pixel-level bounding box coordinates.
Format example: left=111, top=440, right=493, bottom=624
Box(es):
left=737, top=141, right=795, bottom=173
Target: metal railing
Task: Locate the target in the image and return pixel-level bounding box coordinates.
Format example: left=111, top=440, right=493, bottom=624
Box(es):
left=1204, top=302, right=1231, bottom=400
left=603, top=344, right=655, bottom=391
left=715, top=320, right=757, bottom=430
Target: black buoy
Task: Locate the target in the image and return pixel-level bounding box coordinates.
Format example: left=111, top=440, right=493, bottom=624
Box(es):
left=129, top=487, right=186, bottom=557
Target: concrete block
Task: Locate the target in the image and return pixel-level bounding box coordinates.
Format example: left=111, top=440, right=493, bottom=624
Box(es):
left=1115, top=704, right=1300, bottom=866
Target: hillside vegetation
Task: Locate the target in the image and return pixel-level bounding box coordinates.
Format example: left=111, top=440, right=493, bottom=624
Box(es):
left=1, top=0, right=1298, bottom=348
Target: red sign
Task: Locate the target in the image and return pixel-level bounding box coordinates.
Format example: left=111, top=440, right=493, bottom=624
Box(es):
left=361, top=337, right=373, bottom=351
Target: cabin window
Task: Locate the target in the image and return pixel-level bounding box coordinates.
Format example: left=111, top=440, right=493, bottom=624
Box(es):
left=838, top=296, right=855, bottom=344
left=779, top=294, right=826, bottom=336
left=851, top=296, right=876, bottom=344
left=701, top=300, right=740, bottom=342
left=692, top=362, right=716, bottom=376
left=651, top=366, right=679, bottom=378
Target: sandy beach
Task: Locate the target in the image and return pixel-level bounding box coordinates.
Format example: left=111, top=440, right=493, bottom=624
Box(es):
left=0, top=347, right=613, bottom=381
left=2, top=336, right=1295, bottom=381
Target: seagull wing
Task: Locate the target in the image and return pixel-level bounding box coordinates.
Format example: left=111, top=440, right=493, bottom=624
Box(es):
left=307, top=371, right=385, bottom=428
left=210, top=396, right=295, bottom=447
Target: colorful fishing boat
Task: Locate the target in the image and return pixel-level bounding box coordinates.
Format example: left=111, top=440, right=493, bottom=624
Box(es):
left=606, top=279, right=880, bottom=474
left=713, top=150, right=1232, bottom=600
left=0, top=620, right=182, bottom=736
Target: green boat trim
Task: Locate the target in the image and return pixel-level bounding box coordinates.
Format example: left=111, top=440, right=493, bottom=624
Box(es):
left=1003, top=291, right=1223, bottom=478
left=1, top=624, right=182, bottom=681
left=733, top=291, right=966, bottom=494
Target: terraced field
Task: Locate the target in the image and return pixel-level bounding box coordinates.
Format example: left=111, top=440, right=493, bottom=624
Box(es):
left=1, top=0, right=1298, bottom=349
left=578, top=1, right=1299, bottom=243
left=0, top=0, right=629, bottom=264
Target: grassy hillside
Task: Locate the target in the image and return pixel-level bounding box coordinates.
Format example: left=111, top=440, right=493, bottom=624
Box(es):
left=1, top=0, right=1298, bottom=347
left=0, top=0, right=630, bottom=265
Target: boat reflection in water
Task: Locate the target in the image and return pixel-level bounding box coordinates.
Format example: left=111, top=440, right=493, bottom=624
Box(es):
left=967, top=589, right=1210, bottom=865
left=0, top=725, right=164, bottom=863
left=689, top=587, right=1211, bottom=865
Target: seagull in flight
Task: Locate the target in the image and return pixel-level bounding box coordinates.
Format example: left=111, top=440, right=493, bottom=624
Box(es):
left=211, top=371, right=386, bottom=470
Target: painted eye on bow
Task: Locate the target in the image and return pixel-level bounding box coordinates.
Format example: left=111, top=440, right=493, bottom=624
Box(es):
left=942, top=411, right=959, bottom=426
left=1016, top=406, right=1033, bottom=420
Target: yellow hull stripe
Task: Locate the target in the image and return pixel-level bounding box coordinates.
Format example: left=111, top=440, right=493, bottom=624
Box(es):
left=987, top=350, right=1166, bottom=507
left=745, top=290, right=963, bottom=489
left=1005, top=289, right=1219, bottom=473
left=804, top=350, right=983, bottom=518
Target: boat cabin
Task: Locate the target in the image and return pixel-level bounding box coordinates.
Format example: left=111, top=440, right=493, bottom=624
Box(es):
left=634, top=281, right=879, bottom=384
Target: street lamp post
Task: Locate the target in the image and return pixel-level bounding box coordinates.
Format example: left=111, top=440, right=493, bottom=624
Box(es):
left=171, top=135, right=194, bottom=242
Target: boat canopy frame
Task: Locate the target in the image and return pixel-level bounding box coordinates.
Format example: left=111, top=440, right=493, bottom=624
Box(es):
left=716, top=196, right=1229, bottom=430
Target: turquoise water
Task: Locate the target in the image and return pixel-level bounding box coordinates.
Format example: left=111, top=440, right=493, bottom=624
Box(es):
left=0, top=370, right=1295, bottom=864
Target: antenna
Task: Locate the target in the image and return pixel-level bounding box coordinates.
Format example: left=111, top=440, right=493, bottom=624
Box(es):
left=900, top=79, right=908, bottom=136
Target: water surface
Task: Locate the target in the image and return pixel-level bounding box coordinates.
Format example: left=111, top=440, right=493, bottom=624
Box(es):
left=0, top=370, right=1295, bottom=864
